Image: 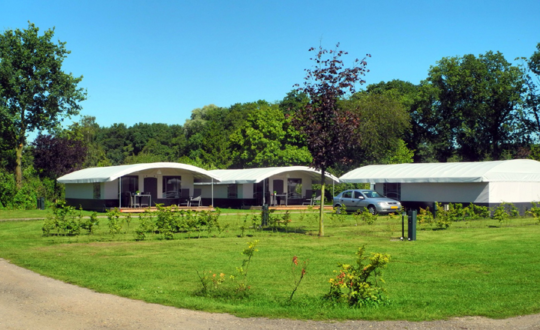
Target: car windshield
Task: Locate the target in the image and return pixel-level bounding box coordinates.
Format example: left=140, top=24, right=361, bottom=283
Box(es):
left=363, top=190, right=383, bottom=198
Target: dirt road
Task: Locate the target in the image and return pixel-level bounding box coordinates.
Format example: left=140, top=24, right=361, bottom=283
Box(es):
left=1, top=258, right=539, bottom=329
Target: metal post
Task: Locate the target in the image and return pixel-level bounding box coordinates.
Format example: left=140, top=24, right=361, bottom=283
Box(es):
left=263, top=179, right=266, bottom=206
left=211, top=178, right=214, bottom=207
left=119, top=177, right=122, bottom=209
left=401, top=212, right=405, bottom=240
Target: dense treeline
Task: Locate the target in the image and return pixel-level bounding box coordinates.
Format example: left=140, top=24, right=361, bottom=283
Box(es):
left=1, top=35, right=539, bottom=209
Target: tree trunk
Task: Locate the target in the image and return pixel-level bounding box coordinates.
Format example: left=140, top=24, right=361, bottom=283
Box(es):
left=319, top=169, right=325, bottom=237
left=15, top=142, right=23, bottom=189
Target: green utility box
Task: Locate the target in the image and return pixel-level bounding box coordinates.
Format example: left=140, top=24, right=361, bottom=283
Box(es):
left=37, top=197, right=45, bottom=210
left=261, top=204, right=269, bottom=226
left=407, top=209, right=417, bottom=241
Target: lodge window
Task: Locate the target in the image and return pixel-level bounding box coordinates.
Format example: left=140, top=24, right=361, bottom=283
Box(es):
left=163, top=176, right=181, bottom=198
left=93, top=182, right=101, bottom=199
left=228, top=184, right=238, bottom=199
left=287, top=178, right=302, bottom=198
left=121, top=176, right=139, bottom=194
left=383, top=183, right=401, bottom=200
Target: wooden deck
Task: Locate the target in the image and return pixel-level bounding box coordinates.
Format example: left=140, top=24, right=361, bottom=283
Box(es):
left=118, top=205, right=332, bottom=213
left=269, top=205, right=333, bottom=211
left=119, top=206, right=215, bottom=213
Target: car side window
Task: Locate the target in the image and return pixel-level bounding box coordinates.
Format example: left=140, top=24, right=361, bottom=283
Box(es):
left=354, top=191, right=363, bottom=199
left=342, top=191, right=352, bottom=198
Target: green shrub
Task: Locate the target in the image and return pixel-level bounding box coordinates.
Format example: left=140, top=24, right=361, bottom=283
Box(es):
left=107, top=208, right=124, bottom=235
left=80, top=211, right=99, bottom=234
left=492, top=203, right=509, bottom=224
left=42, top=200, right=83, bottom=236
left=447, top=203, right=465, bottom=221
left=417, top=207, right=434, bottom=226
left=0, top=171, right=16, bottom=209
left=464, top=203, right=491, bottom=219
left=357, top=207, right=378, bottom=225
left=434, top=202, right=452, bottom=229
left=527, top=202, right=540, bottom=223
left=135, top=210, right=155, bottom=241
left=0, top=167, right=60, bottom=210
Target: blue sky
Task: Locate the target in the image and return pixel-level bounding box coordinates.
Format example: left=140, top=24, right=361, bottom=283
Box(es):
left=3, top=0, right=540, bottom=130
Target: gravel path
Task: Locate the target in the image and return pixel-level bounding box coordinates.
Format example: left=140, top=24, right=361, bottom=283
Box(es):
left=1, top=259, right=539, bottom=329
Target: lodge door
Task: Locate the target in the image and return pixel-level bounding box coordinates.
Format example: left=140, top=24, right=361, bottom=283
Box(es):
left=143, top=177, right=157, bottom=206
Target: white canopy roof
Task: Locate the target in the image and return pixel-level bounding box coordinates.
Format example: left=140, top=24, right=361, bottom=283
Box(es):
left=340, top=159, right=540, bottom=183
left=57, top=162, right=221, bottom=184
left=201, top=166, right=339, bottom=185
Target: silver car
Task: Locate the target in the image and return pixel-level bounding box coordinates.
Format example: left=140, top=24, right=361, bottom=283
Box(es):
left=333, top=189, right=402, bottom=215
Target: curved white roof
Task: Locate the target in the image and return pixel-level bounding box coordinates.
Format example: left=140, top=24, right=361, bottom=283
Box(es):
left=340, top=159, right=540, bottom=183
left=206, top=166, right=339, bottom=185
left=57, top=162, right=221, bottom=184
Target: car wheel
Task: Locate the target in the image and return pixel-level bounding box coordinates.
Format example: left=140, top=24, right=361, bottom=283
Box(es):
left=335, top=205, right=342, bottom=214
left=368, top=205, right=377, bottom=215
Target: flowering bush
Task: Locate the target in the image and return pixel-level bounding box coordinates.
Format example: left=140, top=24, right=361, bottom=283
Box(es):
left=324, top=245, right=390, bottom=307
left=196, top=240, right=259, bottom=298
left=196, top=271, right=227, bottom=295
left=288, top=256, right=308, bottom=302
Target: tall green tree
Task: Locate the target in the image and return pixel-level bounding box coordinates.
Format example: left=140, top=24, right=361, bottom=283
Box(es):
left=363, top=80, right=436, bottom=162
left=342, top=90, right=411, bottom=169
left=421, top=51, right=528, bottom=161
left=65, top=116, right=110, bottom=167
left=292, top=44, right=370, bottom=237
left=229, top=101, right=311, bottom=168
left=519, top=43, right=540, bottom=135
left=0, top=22, right=86, bottom=187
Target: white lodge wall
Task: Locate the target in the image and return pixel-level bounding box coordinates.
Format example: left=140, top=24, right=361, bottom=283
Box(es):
left=65, top=183, right=93, bottom=199
left=489, top=182, right=540, bottom=203
left=104, top=181, right=118, bottom=199
left=375, top=182, right=490, bottom=203
left=242, top=184, right=253, bottom=199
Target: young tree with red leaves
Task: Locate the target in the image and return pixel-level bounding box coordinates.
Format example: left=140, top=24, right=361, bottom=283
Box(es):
left=292, top=44, right=370, bottom=237
left=32, top=134, right=87, bottom=180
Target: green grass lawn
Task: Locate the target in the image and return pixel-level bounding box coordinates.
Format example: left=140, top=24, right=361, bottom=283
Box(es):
left=0, top=208, right=99, bottom=220
left=0, top=209, right=539, bottom=321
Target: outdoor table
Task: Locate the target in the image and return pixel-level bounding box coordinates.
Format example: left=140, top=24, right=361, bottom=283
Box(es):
left=133, top=194, right=151, bottom=208
left=273, top=193, right=287, bottom=206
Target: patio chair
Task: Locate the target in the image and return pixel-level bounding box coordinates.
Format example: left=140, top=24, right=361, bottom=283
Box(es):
left=302, top=190, right=313, bottom=205
left=130, top=192, right=140, bottom=208
left=179, top=189, right=191, bottom=206
left=190, top=188, right=202, bottom=207
left=139, top=192, right=150, bottom=208
left=311, top=194, right=321, bottom=206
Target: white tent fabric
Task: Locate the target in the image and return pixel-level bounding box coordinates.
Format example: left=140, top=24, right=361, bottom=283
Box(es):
left=340, top=159, right=540, bottom=183
left=57, top=162, right=221, bottom=184
left=205, top=166, right=339, bottom=185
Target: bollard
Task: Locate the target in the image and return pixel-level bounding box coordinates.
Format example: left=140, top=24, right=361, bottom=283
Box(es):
left=401, top=212, right=406, bottom=240
left=407, top=210, right=417, bottom=241
left=261, top=204, right=269, bottom=226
